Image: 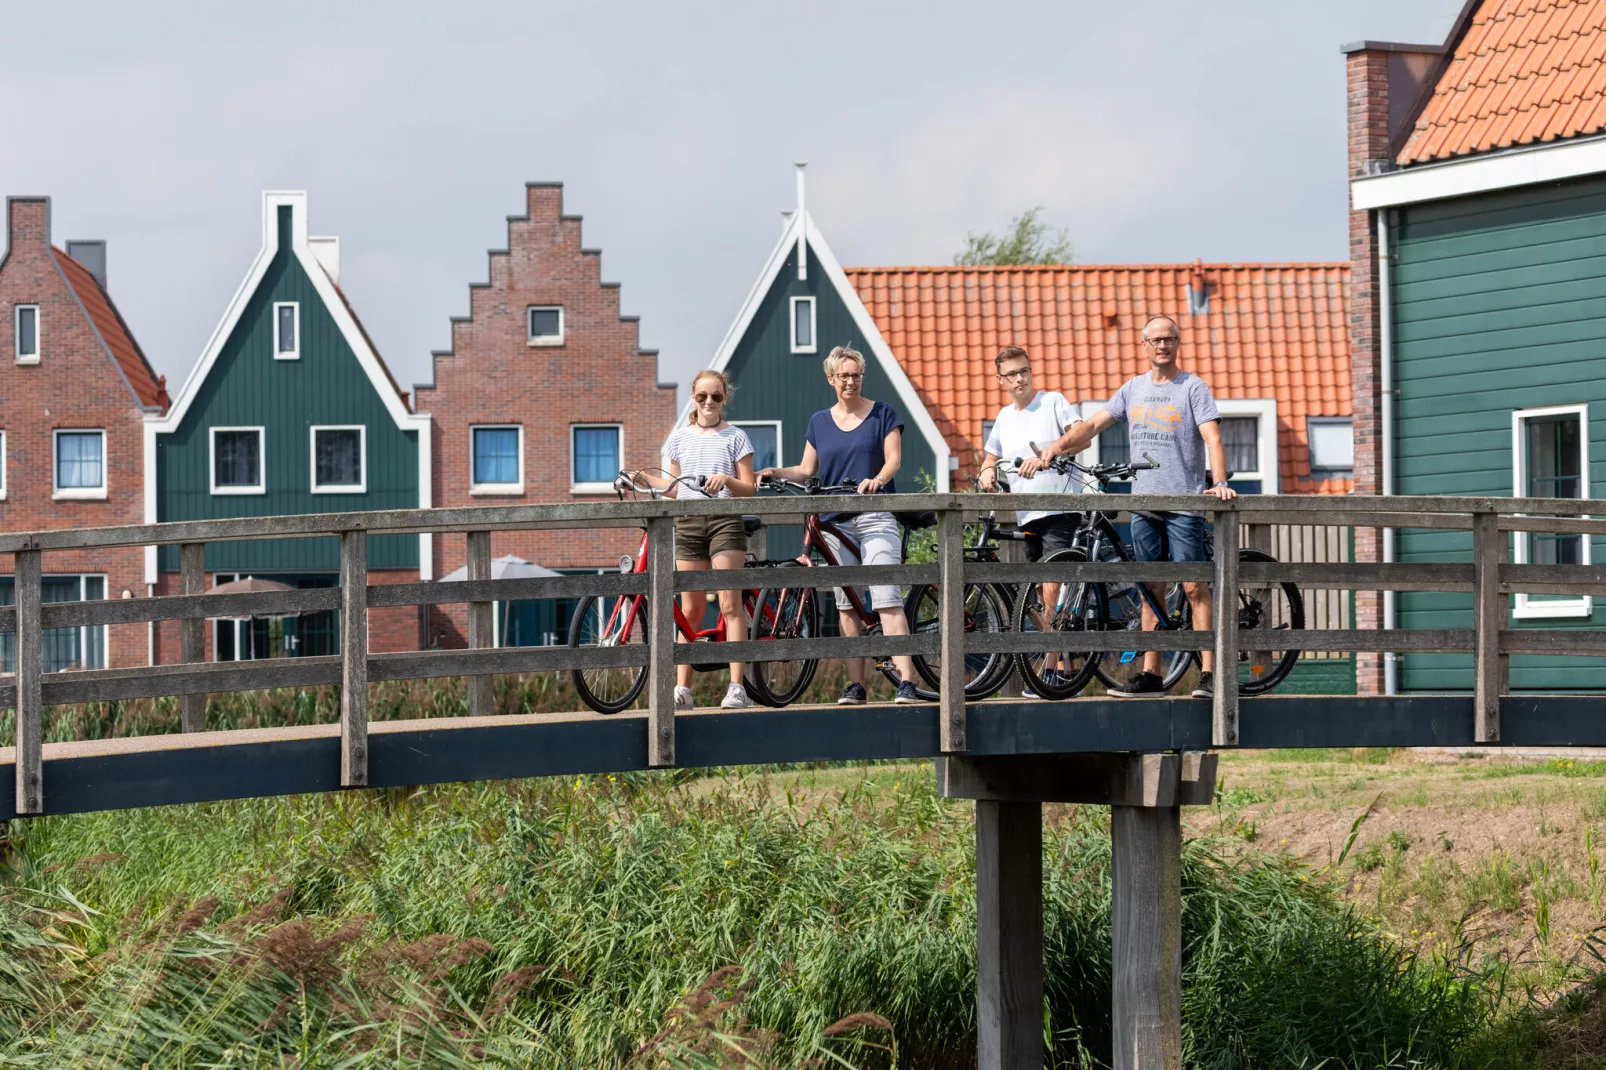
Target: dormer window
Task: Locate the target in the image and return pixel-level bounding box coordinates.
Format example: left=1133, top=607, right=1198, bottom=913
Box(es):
left=15, top=305, right=38, bottom=363
left=527, top=306, right=564, bottom=347
left=274, top=302, right=300, bottom=360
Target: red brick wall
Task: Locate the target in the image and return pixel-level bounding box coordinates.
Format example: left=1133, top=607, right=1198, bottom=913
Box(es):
left=1347, top=50, right=1393, bottom=696
left=414, top=183, right=674, bottom=649
left=1, top=197, right=153, bottom=669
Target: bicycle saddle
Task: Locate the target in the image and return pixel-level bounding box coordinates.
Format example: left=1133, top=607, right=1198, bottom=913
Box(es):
left=895, top=511, right=938, bottom=530
left=741, top=515, right=764, bottom=535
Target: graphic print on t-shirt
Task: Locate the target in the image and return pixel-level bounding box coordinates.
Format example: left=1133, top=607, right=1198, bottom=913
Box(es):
left=1103, top=371, right=1221, bottom=509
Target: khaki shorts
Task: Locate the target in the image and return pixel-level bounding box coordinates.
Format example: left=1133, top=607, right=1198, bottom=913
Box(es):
left=675, top=515, right=748, bottom=561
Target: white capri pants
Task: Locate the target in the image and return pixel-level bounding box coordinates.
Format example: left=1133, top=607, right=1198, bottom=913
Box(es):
left=820, top=511, right=904, bottom=612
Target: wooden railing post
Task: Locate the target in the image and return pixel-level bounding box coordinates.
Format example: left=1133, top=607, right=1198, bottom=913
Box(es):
left=465, top=531, right=494, bottom=716
left=14, top=549, right=42, bottom=815
left=1212, top=509, right=1240, bottom=747
left=939, top=508, right=967, bottom=752
left=1472, top=511, right=1506, bottom=743
left=180, top=543, right=207, bottom=733
left=647, top=516, right=676, bottom=767
left=340, top=530, right=368, bottom=787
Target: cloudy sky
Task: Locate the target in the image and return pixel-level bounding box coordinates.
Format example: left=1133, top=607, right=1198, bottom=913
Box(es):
left=5, top=1, right=1459, bottom=403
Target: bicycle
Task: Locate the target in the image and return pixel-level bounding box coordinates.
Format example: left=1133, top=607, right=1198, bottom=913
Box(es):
left=747, top=477, right=932, bottom=704
left=1002, top=457, right=1305, bottom=699
left=566, top=471, right=786, bottom=714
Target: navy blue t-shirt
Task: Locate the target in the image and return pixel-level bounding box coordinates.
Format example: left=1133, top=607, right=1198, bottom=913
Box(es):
left=805, top=400, right=904, bottom=507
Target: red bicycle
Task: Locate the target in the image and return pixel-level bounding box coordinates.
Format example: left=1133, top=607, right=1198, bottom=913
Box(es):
left=566, top=472, right=784, bottom=714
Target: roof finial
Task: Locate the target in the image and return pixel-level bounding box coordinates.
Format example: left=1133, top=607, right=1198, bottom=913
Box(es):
left=795, top=162, right=808, bottom=282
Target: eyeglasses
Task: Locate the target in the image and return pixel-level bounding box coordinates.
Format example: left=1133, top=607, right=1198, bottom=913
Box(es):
left=834, top=372, right=864, bottom=382
left=998, top=367, right=1031, bottom=381
left=1144, top=336, right=1180, bottom=348
left=693, top=392, right=726, bottom=404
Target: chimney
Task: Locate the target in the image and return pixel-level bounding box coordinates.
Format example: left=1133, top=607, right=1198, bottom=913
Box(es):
left=1340, top=40, right=1445, bottom=175
left=5, top=197, right=50, bottom=255
left=308, top=235, right=340, bottom=285
left=1187, top=258, right=1209, bottom=315
left=66, top=240, right=108, bottom=289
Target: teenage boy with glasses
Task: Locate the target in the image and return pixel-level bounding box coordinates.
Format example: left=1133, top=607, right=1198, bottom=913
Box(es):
left=1022, top=316, right=1235, bottom=698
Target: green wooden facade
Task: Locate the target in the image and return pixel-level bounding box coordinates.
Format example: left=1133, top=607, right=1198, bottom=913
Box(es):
left=155, top=204, right=420, bottom=573
left=720, top=241, right=940, bottom=559
left=1391, top=174, right=1606, bottom=691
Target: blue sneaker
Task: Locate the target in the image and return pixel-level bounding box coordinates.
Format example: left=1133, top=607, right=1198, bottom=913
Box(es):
left=837, top=682, right=868, bottom=705
left=894, top=680, right=920, bottom=704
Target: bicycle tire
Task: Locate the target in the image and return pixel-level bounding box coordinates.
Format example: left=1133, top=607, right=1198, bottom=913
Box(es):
left=1009, top=548, right=1103, bottom=700
left=906, top=581, right=1012, bottom=700
left=568, top=593, right=648, bottom=714
left=748, top=565, right=821, bottom=706
left=1234, top=547, right=1304, bottom=695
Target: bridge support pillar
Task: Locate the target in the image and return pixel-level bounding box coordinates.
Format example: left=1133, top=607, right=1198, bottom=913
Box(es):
left=939, top=752, right=1214, bottom=1070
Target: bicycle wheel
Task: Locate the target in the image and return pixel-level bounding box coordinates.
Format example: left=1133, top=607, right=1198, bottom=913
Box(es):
left=1010, top=549, right=1103, bottom=700
left=906, top=581, right=1012, bottom=700
left=748, top=565, right=821, bottom=706
left=1093, top=575, right=1194, bottom=693
left=1235, top=547, right=1304, bottom=695
left=567, top=593, right=648, bottom=714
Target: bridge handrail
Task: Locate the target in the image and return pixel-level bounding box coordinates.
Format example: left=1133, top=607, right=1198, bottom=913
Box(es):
left=1, top=491, right=1600, bottom=812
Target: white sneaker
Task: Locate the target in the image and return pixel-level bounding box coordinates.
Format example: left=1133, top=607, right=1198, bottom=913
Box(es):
left=674, top=686, right=694, bottom=711
left=720, top=683, right=751, bottom=709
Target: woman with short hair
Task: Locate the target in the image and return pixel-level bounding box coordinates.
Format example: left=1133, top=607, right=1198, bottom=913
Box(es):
left=758, top=346, right=919, bottom=704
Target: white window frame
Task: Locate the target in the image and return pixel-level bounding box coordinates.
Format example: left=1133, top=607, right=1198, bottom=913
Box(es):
left=730, top=419, right=781, bottom=472
left=272, top=302, right=300, bottom=360
left=52, top=428, right=108, bottom=500
left=44, top=573, right=108, bottom=672
left=1213, top=398, right=1279, bottom=493
left=526, top=305, right=565, bottom=347
left=0, top=429, right=7, bottom=500
left=310, top=425, right=367, bottom=494
left=1307, top=416, right=1355, bottom=474
left=470, top=424, right=525, bottom=496
left=14, top=304, right=39, bottom=364
left=789, top=295, right=817, bottom=354
left=1511, top=402, right=1592, bottom=620
left=209, top=426, right=266, bottom=495
left=570, top=423, right=622, bottom=494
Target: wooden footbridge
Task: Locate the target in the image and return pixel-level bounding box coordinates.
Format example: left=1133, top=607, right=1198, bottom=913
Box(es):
left=4, top=491, right=1605, bottom=1069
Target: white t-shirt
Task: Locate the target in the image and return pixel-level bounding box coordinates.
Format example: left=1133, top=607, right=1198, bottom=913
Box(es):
left=662, top=423, right=753, bottom=499
left=983, top=391, right=1081, bottom=527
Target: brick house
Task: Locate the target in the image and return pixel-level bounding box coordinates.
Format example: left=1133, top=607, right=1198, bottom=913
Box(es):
left=0, top=196, right=169, bottom=672
left=145, top=191, right=430, bottom=663
left=414, top=183, right=675, bottom=649
left=1346, top=0, right=1606, bottom=695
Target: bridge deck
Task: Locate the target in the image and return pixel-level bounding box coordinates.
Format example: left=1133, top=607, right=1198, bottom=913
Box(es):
left=3, top=693, right=1601, bottom=820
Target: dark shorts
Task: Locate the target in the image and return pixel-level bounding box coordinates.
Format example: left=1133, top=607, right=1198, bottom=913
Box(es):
left=1021, top=513, right=1081, bottom=563
left=1130, top=512, right=1206, bottom=563
left=674, top=515, right=748, bottom=561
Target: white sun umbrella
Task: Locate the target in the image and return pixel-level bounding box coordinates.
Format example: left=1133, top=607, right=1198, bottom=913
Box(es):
left=438, top=555, right=563, bottom=583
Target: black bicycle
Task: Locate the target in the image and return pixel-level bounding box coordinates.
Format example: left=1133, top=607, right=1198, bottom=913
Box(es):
left=1002, top=457, right=1305, bottom=699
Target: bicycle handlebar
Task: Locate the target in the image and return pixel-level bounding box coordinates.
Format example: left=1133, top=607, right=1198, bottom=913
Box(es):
left=757, top=476, right=862, bottom=496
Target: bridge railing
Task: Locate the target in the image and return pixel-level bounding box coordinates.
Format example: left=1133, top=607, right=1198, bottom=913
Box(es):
left=2, top=492, right=1605, bottom=814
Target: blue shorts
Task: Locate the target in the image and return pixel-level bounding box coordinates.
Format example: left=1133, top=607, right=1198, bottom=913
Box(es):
left=1130, top=512, right=1206, bottom=563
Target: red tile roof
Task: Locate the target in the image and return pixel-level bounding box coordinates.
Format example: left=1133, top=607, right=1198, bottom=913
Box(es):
left=844, top=262, right=1351, bottom=494
left=53, top=247, right=168, bottom=411
left=1399, top=0, right=1606, bottom=164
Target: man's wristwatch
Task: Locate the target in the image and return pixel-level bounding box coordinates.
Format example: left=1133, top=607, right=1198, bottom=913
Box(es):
left=1212, top=481, right=1230, bottom=488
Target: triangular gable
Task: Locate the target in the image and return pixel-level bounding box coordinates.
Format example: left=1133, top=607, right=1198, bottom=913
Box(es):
left=704, top=207, right=952, bottom=490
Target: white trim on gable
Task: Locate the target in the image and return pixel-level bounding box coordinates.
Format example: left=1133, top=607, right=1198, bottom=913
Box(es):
left=701, top=207, right=953, bottom=490
left=144, top=191, right=434, bottom=582
left=1352, top=133, right=1606, bottom=210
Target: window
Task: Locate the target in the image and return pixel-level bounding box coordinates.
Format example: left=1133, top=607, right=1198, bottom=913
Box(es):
left=0, top=574, right=107, bottom=673
left=571, top=424, right=621, bottom=491
left=14, top=305, right=38, bottom=363
left=210, top=427, right=265, bottom=494
left=980, top=419, right=995, bottom=451
left=53, top=430, right=106, bottom=498
left=1220, top=417, right=1259, bottom=474
left=1214, top=399, right=1278, bottom=494
left=273, top=302, right=299, bottom=359
left=311, top=426, right=366, bottom=493
left=471, top=425, right=524, bottom=494
left=527, top=306, right=564, bottom=346
left=732, top=421, right=780, bottom=472
left=1512, top=404, right=1591, bottom=619
left=790, top=296, right=816, bottom=354
left=1308, top=417, right=1354, bottom=472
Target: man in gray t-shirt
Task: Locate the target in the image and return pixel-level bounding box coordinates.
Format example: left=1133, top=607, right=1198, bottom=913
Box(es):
left=1020, top=315, right=1236, bottom=699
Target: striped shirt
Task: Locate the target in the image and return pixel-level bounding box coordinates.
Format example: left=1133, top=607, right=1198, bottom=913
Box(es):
left=663, top=423, right=754, bottom=499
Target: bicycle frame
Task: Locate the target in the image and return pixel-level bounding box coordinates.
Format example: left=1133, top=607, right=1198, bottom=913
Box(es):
left=596, top=525, right=756, bottom=648
left=798, top=512, right=884, bottom=629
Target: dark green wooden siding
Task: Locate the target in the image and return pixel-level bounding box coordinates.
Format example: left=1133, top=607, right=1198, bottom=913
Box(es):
left=723, top=243, right=939, bottom=558
left=1391, top=175, right=1606, bottom=691
left=157, top=206, right=418, bottom=572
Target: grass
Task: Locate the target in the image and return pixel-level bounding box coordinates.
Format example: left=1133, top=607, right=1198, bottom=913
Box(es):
left=0, top=763, right=1515, bottom=1068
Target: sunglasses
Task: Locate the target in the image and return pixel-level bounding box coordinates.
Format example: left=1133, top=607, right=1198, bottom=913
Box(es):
left=693, top=392, right=726, bottom=404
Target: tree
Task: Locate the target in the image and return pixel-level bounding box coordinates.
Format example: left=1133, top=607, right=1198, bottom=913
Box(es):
left=953, top=206, right=1074, bottom=266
